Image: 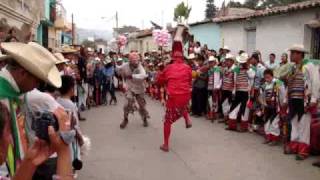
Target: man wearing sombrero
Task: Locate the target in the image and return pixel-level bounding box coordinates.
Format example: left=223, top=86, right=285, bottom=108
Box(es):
left=220, top=53, right=236, bottom=123
left=0, top=42, right=72, bottom=179
left=284, top=44, right=319, bottom=160
left=207, top=56, right=221, bottom=121
left=227, top=52, right=255, bottom=132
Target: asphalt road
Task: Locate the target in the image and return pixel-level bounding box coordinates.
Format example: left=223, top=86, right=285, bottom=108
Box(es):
left=78, top=93, right=320, bottom=180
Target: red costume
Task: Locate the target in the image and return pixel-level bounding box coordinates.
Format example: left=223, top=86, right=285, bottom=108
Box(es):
left=157, top=41, right=192, bottom=152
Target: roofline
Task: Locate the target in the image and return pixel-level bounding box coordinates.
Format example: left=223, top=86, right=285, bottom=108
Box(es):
left=213, top=0, right=320, bottom=23
left=189, top=19, right=213, bottom=26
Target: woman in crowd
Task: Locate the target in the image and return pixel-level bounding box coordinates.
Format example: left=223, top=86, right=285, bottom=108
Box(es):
left=191, top=55, right=208, bottom=117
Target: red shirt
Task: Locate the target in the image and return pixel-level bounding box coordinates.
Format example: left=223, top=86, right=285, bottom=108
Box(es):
left=157, top=59, right=192, bottom=96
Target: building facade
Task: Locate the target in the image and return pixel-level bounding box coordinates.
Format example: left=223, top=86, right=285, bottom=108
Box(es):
left=0, top=0, right=43, bottom=42
left=189, top=20, right=221, bottom=51
left=215, top=0, right=320, bottom=60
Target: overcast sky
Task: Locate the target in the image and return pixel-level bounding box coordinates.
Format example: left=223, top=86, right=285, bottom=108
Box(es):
left=62, top=0, right=243, bottom=30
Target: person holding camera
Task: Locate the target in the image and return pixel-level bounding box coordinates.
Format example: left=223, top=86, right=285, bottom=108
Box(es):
left=0, top=42, right=73, bottom=179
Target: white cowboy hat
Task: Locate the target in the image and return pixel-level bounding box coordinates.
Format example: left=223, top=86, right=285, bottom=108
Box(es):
left=208, top=56, right=217, bottom=62
left=87, top=47, right=93, bottom=52
left=1, top=42, right=61, bottom=87
left=104, top=58, right=112, bottom=64
left=288, top=44, right=309, bottom=53
left=53, top=52, right=69, bottom=65
left=117, top=58, right=123, bottom=62
left=236, top=53, right=249, bottom=64
left=225, top=53, right=235, bottom=61
left=61, top=46, right=78, bottom=54
left=223, top=46, right=230, bottom=51
left=0, top=51, right=8, bottom=61
left=188, top=53, right=196, bottom=60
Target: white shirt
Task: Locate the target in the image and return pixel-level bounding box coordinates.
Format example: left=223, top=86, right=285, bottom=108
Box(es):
left=265, top=61, right=279, bottom=71
left=117, top=62, right=147, bottom=94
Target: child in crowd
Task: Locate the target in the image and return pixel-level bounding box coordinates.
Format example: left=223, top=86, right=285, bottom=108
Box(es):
left=57, top=75, right=85, bottom=172
left=261, top=69, right=286, bottom=145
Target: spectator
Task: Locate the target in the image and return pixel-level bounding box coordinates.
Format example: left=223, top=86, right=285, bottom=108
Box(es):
left=4, top=28, right=19, bottom=42
left=191, top=55, right=208, bottom=117
left=0, top=42, right=72, bottom=179
left=265, top=53, right=279, bottom=71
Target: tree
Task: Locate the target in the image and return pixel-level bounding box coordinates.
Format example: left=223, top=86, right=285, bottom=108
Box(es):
left=82, top=39, right=96, bottom=49
left=205, top=0, right=217, bottom=19
left=228, top=0, right=244, bottom=8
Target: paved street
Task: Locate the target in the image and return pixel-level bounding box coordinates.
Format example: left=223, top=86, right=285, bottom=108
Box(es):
left=78, top=93, right=320, bottom=180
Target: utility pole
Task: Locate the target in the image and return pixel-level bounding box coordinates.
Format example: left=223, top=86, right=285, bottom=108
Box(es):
left=71, top=13, right=74, bottom=45
left=115, top=11, right=119, bottom=29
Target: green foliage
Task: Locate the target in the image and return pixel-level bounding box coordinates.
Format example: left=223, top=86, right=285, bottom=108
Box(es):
left=82, top=39, right=97, bottom=49
left=205, top=0, right=217, bottom=19
left=174, top=2, right=192, bottom=23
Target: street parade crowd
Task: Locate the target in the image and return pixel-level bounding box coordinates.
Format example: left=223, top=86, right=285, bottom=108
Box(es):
left=0, top=23, right=320, bottom=180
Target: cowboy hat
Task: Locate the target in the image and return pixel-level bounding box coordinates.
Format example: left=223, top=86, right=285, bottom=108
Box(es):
left=117, top=58, right=123, bottom=62
left=0, top=51, right=8, bottom=61
left=1, top=42, right=61, bottom=87
left=236, top=53, right=249, bottom=64
left=225, top=53, right=235, bottom=61
left=223, top=46, right=230, bottom=51
left=61, top=46, right=78, bottom=54
left=288, top=44, right=309, bottom=53
left=208, top=56, right=217, bottom=62
left=104, top=58, right=112, bottom=64
left=54, top=52, right=69, bottom=64
left=188, top=53, right=196, bottom=60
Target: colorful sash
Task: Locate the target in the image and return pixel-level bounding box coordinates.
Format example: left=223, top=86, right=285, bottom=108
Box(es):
left=0, top=77, right=22, bottom=177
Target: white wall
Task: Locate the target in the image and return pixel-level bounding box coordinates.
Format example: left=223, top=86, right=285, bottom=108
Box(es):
left=256, top=9, right=317, bottom=61
left=219, top=9, right=319, bottom=61
left=220, top=21, right=246, bottom=55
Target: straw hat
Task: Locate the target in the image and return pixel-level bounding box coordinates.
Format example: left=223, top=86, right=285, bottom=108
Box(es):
left=54, top=52, right=69, bottom=64
left=104, top=58, right=112, bottom=64
left=223, top=46, right=230, bottom=51
left=188, top=53, right=196, bottom=60
left=61, top=46, right=78, bottom=54
left=288, top=44, right=309, bottom=53
left=208, top=56, right=217, bottom=62
left=236, top=53, right=249, bottom=64
left=1, top=42, right=62, bottom=88
left=0, top=51, right=8, bottom=61
left=225, top=53, right=235, bottom=61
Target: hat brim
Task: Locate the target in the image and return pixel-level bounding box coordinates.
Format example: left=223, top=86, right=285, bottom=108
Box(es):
left=61, top=49, right=78, bottom=54
left=236, top=57, right=247, bottom=64
left=288, top=48, right=309, bottom=53
left=0, top=54, right=10, bottom=61
left=47, top=66, right=62, bottom=88
left=55, top=59, right=69, bottom=65
left=2, top=43, right=62, bottom=88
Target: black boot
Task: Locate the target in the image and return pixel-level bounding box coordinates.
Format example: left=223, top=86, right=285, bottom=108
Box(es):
left=120, top=118, right=129, bottom=129
left=312, top=161, right=320, bottom=168
left=143, top=117, right=149, bottom=127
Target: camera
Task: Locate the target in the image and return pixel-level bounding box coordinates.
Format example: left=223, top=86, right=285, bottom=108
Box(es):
left=32, top=111, right=59, bottom=143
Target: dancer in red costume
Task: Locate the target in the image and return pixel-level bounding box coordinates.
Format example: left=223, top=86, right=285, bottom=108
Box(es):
left=157, top=26, right=192, bottom=152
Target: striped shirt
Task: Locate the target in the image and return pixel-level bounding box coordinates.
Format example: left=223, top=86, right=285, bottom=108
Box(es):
left=222, top=69, right=234, bottom=91
left=236, top=69, right=249, bottom=92
left=288, top=67, right=305, bottom=99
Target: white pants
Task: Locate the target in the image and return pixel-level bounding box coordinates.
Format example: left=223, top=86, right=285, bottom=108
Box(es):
left=264, top=115, right=281, bottom=137
left=290, top=114, right=311, bottom=145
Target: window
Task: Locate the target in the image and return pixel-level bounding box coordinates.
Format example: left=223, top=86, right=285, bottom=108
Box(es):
left=246, top=29, right=256, bottom=55
left=311, top=28, right=320, bottom=59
